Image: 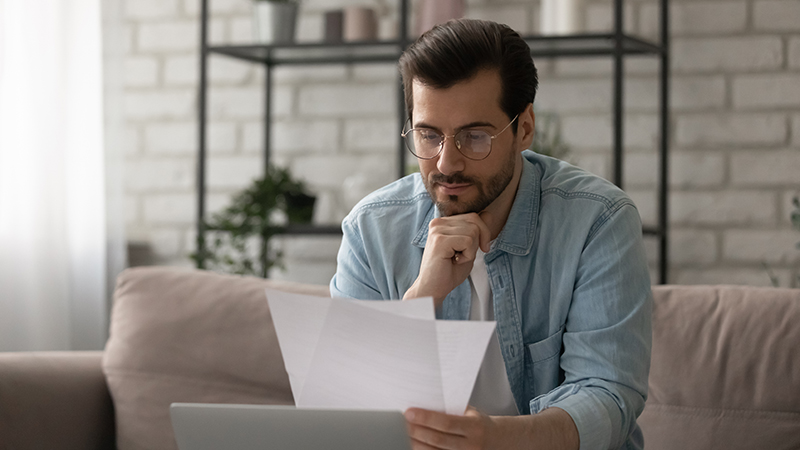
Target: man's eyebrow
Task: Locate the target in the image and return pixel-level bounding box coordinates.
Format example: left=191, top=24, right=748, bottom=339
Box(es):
left=413, top=121, right=497, bottom=130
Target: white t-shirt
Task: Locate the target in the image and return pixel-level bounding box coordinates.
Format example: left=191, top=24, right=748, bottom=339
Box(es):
left=467, top=248, right=519, bottom=416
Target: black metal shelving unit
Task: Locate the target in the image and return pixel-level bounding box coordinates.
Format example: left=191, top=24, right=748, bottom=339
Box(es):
left=195, top=0, right=670, bottom=283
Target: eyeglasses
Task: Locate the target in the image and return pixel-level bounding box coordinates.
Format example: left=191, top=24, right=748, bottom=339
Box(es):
left=401, top=114, right=519, bottom=161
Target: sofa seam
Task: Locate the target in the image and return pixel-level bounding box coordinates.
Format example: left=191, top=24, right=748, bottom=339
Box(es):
left=645, top=402, right=800, bottom=419
left=103, top=368, right=290, bottom=397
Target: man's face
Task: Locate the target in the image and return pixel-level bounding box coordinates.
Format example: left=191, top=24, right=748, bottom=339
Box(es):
left=411, top=69, right=521, bottom=217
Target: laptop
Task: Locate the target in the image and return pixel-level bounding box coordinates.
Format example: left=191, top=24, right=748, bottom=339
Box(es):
left=170, top=403, right=413, bottom=450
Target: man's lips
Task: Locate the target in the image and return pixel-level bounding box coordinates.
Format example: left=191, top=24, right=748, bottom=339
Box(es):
left=437, top=182, right=471, bottom=196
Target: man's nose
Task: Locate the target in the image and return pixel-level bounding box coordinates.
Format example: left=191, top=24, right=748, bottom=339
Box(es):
left=436, top=135, right=465, bottom=175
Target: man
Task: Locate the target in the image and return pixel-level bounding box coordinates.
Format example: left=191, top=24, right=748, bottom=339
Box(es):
left=330, top=19, right=651, bottom=450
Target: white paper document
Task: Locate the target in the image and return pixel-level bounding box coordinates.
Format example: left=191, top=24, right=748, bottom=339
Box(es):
left=265, top=288, right=496, bottom=415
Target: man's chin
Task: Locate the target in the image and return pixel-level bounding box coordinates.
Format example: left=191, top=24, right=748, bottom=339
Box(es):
left=435, top=195, right=479, bottom=217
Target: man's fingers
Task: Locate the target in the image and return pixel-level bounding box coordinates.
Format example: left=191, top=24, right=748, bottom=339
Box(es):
left=405, top=408, right=469, bottom=436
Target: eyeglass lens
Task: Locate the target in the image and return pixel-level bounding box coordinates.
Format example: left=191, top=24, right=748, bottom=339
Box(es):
left=405, top=129, right=492, bottom=160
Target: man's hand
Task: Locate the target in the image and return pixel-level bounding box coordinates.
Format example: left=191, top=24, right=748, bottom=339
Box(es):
left=405, top=407, right=493, bottom=450
left=403, top=211, right=493, bottom=306
left=404, top=407, right=580, bottom=450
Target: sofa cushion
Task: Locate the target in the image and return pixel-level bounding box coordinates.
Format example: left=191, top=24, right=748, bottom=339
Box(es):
left=639, top=285, right=800, bottom=450
left=102, top=267, right=329, bottom=450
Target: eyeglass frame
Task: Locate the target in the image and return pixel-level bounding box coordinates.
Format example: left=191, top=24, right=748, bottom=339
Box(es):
left=400, top=114, right=520, bottom=161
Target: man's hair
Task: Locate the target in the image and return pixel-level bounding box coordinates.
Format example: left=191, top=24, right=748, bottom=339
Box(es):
left=398, top=19, right=538, bottom=133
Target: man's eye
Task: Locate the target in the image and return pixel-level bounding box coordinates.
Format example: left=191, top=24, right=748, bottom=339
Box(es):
left=464, top=131, right=489, bottom=143
left=419, top=131, right=439, bottom=141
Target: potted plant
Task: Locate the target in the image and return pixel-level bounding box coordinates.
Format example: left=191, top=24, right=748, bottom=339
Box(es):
left=191, top=166, right=316, bottom=277
left=253, top=0, right=299, bottom=44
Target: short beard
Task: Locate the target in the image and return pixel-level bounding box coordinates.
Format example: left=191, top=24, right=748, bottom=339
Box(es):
left=423, top=152, right=516, bottom=217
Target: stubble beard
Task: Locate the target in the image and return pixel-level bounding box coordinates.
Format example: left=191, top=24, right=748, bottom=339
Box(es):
left=423, top=150, right=516, bottom=217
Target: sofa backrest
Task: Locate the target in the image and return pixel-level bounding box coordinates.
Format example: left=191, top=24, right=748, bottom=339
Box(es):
left=639, top=285, right=800, bottom=450
left=102, top=267, right=329, bottom=450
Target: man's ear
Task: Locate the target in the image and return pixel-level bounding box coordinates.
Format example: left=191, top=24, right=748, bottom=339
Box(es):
left=517, top=103, right=535, bottom=152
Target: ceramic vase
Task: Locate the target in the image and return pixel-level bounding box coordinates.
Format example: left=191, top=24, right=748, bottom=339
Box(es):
left=253, top=1, right=298, bottom=44
left=416, top=0, right=465, bottom=37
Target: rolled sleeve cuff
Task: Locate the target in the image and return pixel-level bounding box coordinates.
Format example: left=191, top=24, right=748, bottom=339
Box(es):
left=529, top=385, right=613, bottom=450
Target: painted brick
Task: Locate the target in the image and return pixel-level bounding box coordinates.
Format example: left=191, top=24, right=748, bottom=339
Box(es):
left=670, top=191, right=777, bottom=226
left=125, top=159, right=195, bottom=192
left=626, top=189, right=657, bottom=226
left=535, top=79, right=611, bottom=114
left=123, top=126, right=141, bottom=156
left=269, top=258, right=337, bottom=286
left=125, top=195, right=139, bottom=225
left=625, top=79, right=658, bottom=111
left=583, top=3, right=636, bottom=34
left=208, top=86, right=263, bottom=119
left=640, top=1, right=747, bottom=38
left=733, top=74, right=800, bottom=110
left=229, top=17, right=253, bottom=44
left=469, top=5, right=531, bottom=34
left=298, top=83, right=396, bottom=116
left=623, top=153, right=657, bottom=188
left=164, top=55, right=196, bottom=85
left=672, top=76, right=726, bottom=111
left=145, top=122, right=194, bottom=154
left=296, top=14, right=324, bottom=42
left=790, top=38, right=800, bottom=69
left=794, top=115, right=800, bottom=147
left=676, top=114, right=787, bottom=148
left=553, top=59, right=612, bottom=77
left=277, top=235, right=343, bottom=260
left=352, top=64, right=397, bottom=81
left=149, top=228, right=183, bottom=258
left=183, top=0, right=251, bottom=16
left=670, top=229, right=717, bottom=265
left=674, top=268, right=788, bottom=287
left=207, top=156, right=263, bottom=189
left=344, top=118, right=398, bottom=152
left=124, top=90, right=195, bottom=120
left=273, top=65, right=349, bottom=84
left=144, top=122, right=236, bottom=155
left=291, top=154, right=394, bottom=190
left=125, top=0, right=180, bottom=19
left=670, top=153, right=725, bottom=189
left=143, top=194, right=196, bottom=224
left=723, top=229, right=800, bottom=264
left=124, top=56, right=159, bottom=87
left=272, top=120, right=340, bottom=154
left=730, top=150, right=800, bottom=186
left=560, top=114, right=658, bottom=152
left=208, top=55, right=252, bottom=84
left=672, top=37, right=783, bottom=73
left=138, top=22, right=198, bottom=52
left=242, top=121, right=263, bottom=154
left=560, top=116, right=611, bottom=152
left=754, top=0, right=800, bottom=31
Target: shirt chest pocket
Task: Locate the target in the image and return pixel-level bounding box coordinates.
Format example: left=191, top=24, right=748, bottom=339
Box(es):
left=526, top=326, right=565, bottom=397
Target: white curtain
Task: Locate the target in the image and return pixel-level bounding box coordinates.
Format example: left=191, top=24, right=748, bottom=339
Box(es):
left=0, top=0, right=112, bottom=351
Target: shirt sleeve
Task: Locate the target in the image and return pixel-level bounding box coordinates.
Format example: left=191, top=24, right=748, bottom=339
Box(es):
left=530, top=202, right=652, bottom=450
left=329, top=214, right=383, bottom=300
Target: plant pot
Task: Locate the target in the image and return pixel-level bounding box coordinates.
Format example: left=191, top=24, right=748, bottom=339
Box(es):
left=253, top=1, right=298, bottom=45
left=343, top=6, right=378, bottom=42
left=285, top=192, right=316, bottom=224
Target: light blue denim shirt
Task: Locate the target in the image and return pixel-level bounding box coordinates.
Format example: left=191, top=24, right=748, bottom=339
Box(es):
left=330, top=150, right=652, bottom=450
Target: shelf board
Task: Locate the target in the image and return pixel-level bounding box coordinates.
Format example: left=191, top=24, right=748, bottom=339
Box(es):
left=205, top=224, right=342, bottom=236
left=206, top=33, right=663, bottom=66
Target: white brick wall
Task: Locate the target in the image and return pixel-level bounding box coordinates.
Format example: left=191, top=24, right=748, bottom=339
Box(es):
left=116, top=0, right=800, bottom=286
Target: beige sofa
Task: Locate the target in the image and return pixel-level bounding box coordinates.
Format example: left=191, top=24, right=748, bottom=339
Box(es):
left=1, top=267, right=798, bottom=450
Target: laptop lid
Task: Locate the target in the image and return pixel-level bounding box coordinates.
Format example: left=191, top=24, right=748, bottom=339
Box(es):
left=170, top=403, right=412, bottom=450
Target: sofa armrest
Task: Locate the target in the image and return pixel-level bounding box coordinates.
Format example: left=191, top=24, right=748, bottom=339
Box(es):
left=0, top=351, right=115, bottom=450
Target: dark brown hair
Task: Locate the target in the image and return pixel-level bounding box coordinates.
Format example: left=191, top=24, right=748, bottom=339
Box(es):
left=398, top=19, right=538, bottom=133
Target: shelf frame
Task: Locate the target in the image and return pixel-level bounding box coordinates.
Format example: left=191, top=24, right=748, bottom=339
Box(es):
left=196, top=0, right=670, bottom=283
